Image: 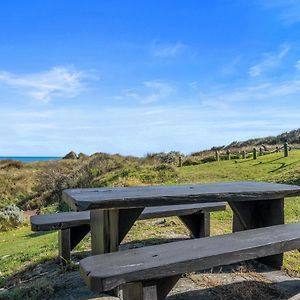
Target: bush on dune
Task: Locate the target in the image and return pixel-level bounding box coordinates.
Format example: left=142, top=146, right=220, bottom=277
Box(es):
left=0, top=160, right=23, bottom=169
left=0, top=205, right=24, bottom=231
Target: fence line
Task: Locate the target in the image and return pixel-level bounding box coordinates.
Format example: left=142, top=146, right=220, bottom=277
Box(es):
left=178, top=143, right=300, bottom=167
left=214, top=142, right=291, bottom=162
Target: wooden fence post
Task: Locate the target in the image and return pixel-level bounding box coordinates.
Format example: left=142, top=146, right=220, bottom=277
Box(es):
left=253, top=148, right=257, bottom=160
left=259, top=147, right=263, bottom=156
left=215, top=151, right=220, bottom=162
left=226, top=150, right=231, bottom=161
left=242, top=150, right=246, bottom=159
left=178, top=156, right=182, bottom=167
left=284, top=143, right=289, bottom=157
left=276, top=146, right=279, bottom=153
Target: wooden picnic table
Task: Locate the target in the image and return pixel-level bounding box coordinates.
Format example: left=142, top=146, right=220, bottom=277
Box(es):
left=63, top=181, right=300, bottom=269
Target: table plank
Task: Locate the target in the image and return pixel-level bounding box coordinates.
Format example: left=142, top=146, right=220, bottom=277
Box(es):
left=63, top=181, right=300, bottom=211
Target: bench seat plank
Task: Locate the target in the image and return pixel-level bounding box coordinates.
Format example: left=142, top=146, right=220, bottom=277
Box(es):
left=31, top=202, right=226, bottom=231
left=80, top=222, right=300, bottom=292
left=31, top=211, right=90, bottom=231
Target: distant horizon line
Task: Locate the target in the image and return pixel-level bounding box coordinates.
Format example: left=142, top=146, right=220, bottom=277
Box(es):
left=0, top=156, right=62, bottom=157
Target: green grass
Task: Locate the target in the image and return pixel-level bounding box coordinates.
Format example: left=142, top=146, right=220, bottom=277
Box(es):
left=176, top=151, right=300, bottom=276
left=177, top=150, right=300, bottom=184
left=1, top=150, right=300, bottom=296
left=0, top=225, right=57, bottom=286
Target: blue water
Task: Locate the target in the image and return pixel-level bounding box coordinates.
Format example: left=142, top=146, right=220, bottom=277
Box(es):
left=0, top=156, right=61, bottom=163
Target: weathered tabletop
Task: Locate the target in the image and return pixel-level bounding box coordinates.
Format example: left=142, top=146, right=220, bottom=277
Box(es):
left=62, top=181, right=300, bottom=269
left=62, top=181, right=300, bottom=211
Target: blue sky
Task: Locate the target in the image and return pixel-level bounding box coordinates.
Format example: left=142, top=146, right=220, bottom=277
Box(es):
left=1, top=0, right=300, bottom=156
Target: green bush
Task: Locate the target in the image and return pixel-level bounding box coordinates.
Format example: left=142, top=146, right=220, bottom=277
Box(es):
left=145, top=151, right=183, bottom=164
left=201, top=156, right=216, bottom=163
left=0, top=205, right=24, bottom=231
left=182, top=157, right=202, bottom=166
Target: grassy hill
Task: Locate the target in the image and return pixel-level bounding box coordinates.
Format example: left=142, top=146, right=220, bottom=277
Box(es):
left=179, top=150, right=300, bottom=186
left=1, top=150, right=300, bottom=298
left=226, top=128, right=300, bottom=148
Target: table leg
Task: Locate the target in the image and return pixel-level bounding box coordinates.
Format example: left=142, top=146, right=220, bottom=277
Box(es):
left=120, top=275, right=180, bottom=300
left=229, top=198, right=284, bottom=270
left=90, top=207, right=144, bottom=255
left=179, top=212, right=210, bottom=238
left=90, top=207, right=144, bottom=296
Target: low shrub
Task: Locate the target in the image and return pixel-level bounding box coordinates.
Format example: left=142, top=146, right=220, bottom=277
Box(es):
left=0, top=205, right=24, bottom=231
left=153, top=163, right=175, bottom=171
left=145, top=151, right=183, bottom=164
left=182, top=157, right=202, bottom=166
left=201, top=156, right=216, bottom=163
left=0, top=159, right=23, bottom=169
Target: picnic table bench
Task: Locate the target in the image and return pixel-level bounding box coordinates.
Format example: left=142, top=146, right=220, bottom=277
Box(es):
left=62, top=181, right=300, bottom=299
left=31, top=202, right=226, bottom=262
left=80, top=223, right=300, bottom=299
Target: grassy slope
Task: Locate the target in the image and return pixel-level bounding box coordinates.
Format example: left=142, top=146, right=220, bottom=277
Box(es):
left=1, top=151, right=300, bottom=295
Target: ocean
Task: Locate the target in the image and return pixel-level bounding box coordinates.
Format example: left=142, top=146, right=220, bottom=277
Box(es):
left=0, top=156, right=61, bottom=163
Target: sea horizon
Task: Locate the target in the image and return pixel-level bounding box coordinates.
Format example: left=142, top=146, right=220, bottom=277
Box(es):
left=0, top=156, right=62, bottom=163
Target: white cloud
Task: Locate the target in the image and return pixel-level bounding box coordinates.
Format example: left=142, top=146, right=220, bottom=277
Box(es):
left=248, top=44, right=290, bottom=77
left=295, top=60, right=300, bottom=70
left=151, top=41, right=186, bottom=57
left=122, top=80, right=173, bottom=104
left=220, top=56, right=241, bottom=75
left=142, top=81, right=173, bottom=103
left=200, top=79, right=300, bottom=106
left=0, top=66, right=93, bottom=102
left=2, top=101, right=300, bottom=156
left=189, top=81, right=199, bottom=88
left=258, top=1, right=300, bottom=25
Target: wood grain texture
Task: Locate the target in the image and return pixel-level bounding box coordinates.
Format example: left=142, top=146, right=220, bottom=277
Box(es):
left=58, top=229, right=71, bottom=263
left=80, top=222, right=300, bottom=291
left=62, top=181, right=300, bottom=211
left=142, top=283, right=158, bottom=300
left=90, top=209, right=107, bottom=255
left=121, top=282, right=143, bottom=300
left=30, top=203, right=226, bottom=231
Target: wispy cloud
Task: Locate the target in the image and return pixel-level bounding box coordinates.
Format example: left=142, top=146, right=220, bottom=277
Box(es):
left=295, top=60, right=300, bottom=70
left=248, top=44, right=290, bottom=77
left=0, top=66, right=93, bottom=102
left=220, top=56, right=241, bottom=76
left=123, top=80, right=173, bottom=104
left=200, top=79, right=300, bottom=106
left=151, top=41, right=187, bottom=57
left=2, top=101, right=299, bottom=156
left=258, top=1, right=300, bottom=25
left=142, top=81, right=173, bottom=103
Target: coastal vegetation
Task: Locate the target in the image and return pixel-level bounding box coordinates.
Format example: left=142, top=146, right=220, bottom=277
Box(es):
left=1, top=130, right=300, bottom=298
